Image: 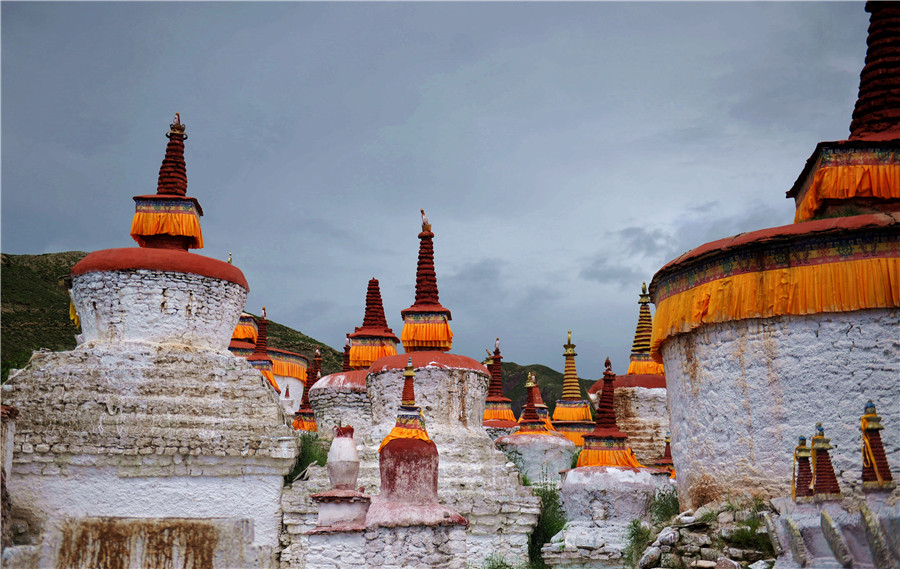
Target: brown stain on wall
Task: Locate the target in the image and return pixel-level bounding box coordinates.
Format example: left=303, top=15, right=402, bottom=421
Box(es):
left=56, top=518, right=219, bottom=569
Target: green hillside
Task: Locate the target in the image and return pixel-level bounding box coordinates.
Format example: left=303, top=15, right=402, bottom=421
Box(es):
left=501, top=361, right=595, bottom=418
left=0, top=251, right=341, bottom=381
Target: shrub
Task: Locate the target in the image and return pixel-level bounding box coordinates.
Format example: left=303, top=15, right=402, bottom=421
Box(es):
left=284, top=433, right=328, bottom=484
left=648, top=488, right=680, bottom=525
left=528, top=485, right=567, bottom=567
left=622, top=518, right=653, bottom=568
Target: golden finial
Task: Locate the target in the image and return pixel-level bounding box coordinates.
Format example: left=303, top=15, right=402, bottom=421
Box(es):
left=564, top=330, right=576, bottom=354
left=639, top=282, right=651, bottom=304
left=167, top=112, right=187, bottom=138
left=404, top=357, right=415, bottom=377
left=525, top=371, right=536, bottom=388
left=420, top=208, right=432, bottom=231
left=262, top=306, right=267, bottom=319
left=605, top=357, right=612, bottom=372
left=227, top=252, right=233, bottom=264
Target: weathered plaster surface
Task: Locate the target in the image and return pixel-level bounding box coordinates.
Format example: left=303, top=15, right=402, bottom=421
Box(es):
left=71, top=270, right=246, bottom=351
left=544, top=466, right=673, bottom=569
left=495, top=434, right=577, bottom=485
left=661, top=309, right=900, bottom=507
left=614, top=387, right=669, bottom=466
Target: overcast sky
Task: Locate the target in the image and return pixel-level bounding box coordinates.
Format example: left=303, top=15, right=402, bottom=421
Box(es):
left=2, top=2, right=869, bottom=378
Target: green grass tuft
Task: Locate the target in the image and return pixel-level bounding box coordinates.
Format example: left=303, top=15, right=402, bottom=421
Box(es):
left=284, top=433, right=328, bottom=484
left=648, top=488, right=680, bottom=525
left=528, top=485, right=567, bottom=568
left=622, top=518, right=653, bottom=568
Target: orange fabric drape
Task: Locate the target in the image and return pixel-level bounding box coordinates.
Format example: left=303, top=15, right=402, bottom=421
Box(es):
left=378, top=428, right=433, bottom=452
left=795, top=164, right=900, bottom=222
left=483, top=408, right=517, bottom=422
left=293, top=418, right=317, bottom=432
left=626, top=360, right=665, bottom=375
left=556, top=431, right=586, bottom=446
left=576, top=448, right=645, bottom=468
left=69, top=299, right=80, bottom=328
left=130, top=212, right=204, bottom=249
left=401, top=322, right=453, bottom=350
left=232, top=324, right=258, bottom=344
left=349, top=344, right=398, bottom=368
left=273, top=360, right=307, bottom=381
left=651, top=258, right=900, bottom=358
left=552, top=404, right=592, bottom=422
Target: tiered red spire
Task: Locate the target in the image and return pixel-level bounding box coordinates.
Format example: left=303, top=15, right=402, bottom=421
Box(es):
left=576, top=358, right=644, bottom=468
left=348, top=278, right=399, bottom=369
left=157, top=113, right=188, bottom=195
left=861, top=400, right=894, bottom=489
left=247, top=308, right=279, bottom=394
left=483, top=338, right=517, bottom=427
left=487, top=340, right=504, bottom=398
left=589, top=358, right=628, bottom=440
left=551, top=331, right=593, bottom=444
left=293, top=346, right=322, bottom=432
left=655, top=432, right=675, bottom=477
left=515, top=373, right=549, bottom=435
left=811, top=423, right=842, bottom=499
left=849, top=3, right=900, bottom=141
left=130, top=114, right=204, bottom=250
left=401, top=358, right=417, bottom=406
left=400, top=210, right=453, bottom=352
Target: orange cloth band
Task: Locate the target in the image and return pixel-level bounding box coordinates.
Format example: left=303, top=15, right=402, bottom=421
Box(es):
left=232, top=324, right=258, bottom=344
left=130, top=212, right=204, bottom=249
left=576, top=448, right=645, bottom=468
left=401, top=321, right=453, bottom=350
left=651, top=258, right=900, bottom=358
left=626, top=360, right=665, bottom=375
left=273, top=360, right=307, bottom=381
left=378, top=427, right=432, bottom=452
left=795, top=164, right=900, bottom=222
left=349, top=344, right=398, bottom=368
left=483, top=408, right=517, bottom=422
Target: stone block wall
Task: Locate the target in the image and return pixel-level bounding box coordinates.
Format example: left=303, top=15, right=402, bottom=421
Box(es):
left=2, top=345, right=297, bottom=549
left=661, top=309, right=900, bottom=508
left=304, top=526, right=467, bottom=569
left=309, top=388, right=372, bottom=443
left=71, top=269, right=246, bottom=351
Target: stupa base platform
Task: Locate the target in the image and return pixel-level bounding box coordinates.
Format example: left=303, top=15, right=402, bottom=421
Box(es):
left=302, top=524, right=467, bottom=569
left=2, top=345, right=297, bottom=554
left=542, top=466, right=673, bottom=569
left=496, top=432, right=577, bottom=485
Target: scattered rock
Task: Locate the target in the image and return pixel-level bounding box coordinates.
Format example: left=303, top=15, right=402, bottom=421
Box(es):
left=637, top=546, right=661, bottom=569
left=714, top=557, right=740, bottom=569
left=717, top=511, right=734, bottom=524
left=658, top=527, right=678, bottom=546
left=690, top=560, right=717, bottom=568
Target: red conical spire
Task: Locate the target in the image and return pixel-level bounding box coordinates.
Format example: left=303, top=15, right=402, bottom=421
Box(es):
left=849, top=3, right=900, bottom=141
left=400, top=210, right=453, bottom=352
left=487, top=339, right=504, bottom=398
left=363, top=278, right=390, bottom=329
left=590, top=358, right=628, bottom=439
left=157, top=113, right=188, bottom=195
left=252, top=308, right=268, bottom=356
left=861, top=400, right=894, bottom=489
left=348, top=278, right=400, bottom=369
left=401, top=358, right=417, bottom=406
left=520, top=374, right=542, bottom=424
left=811, top=423, right=842, bottom=498
left=793, top=436, right=814, bottom=501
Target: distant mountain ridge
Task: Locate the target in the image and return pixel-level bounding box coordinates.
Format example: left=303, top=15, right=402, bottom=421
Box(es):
left=0, top=251, right=589, bottom=412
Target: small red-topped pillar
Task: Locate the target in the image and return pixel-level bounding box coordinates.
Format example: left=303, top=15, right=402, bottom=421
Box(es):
left=342, top=337, right=351, bottom=372
left=577, top=358, right=644, bottom=468
left=655, top=432, right=675, bottom=478
left=400, top=210, right=454, bottom=352
left=861, top=400, right=895, bottom=490
left=247, top=307, right=280, bottom=394
left=293, top=347, right=322, bottom=432
left=515, top=373, right=549, bottom=435
left=348, top=278, right=399, bottom=369
left=793, top=436, right=814, bottom=502
left=483, top=338, right=517, bottom=427
left=811, top=423, right=842, bottom=500
left=130, top=114, right=204, bottom=250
